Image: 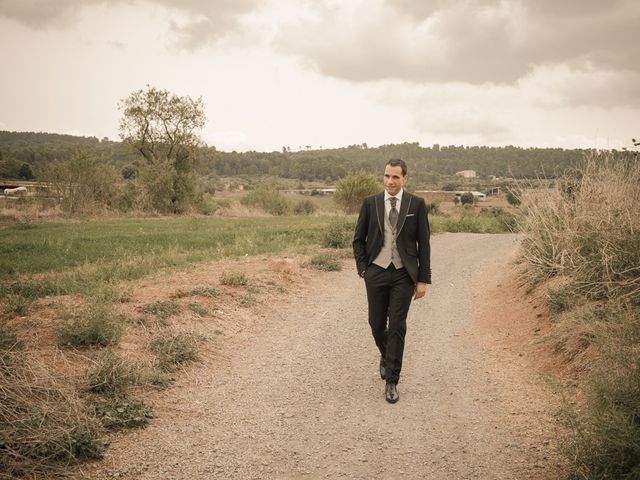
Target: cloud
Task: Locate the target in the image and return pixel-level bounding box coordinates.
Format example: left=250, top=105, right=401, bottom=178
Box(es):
left=370, top=80, right=515, bottom=142
left=521, top=65, right=640, bottom=109
left=0, top=0, right=260, bottom=46
left=273, top=0, right=640, bottom=85
left=0, top=0, right=103, bottom=28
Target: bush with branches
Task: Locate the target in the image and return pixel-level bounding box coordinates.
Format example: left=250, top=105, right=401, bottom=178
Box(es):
left=334, top=171, right=381, bottom=213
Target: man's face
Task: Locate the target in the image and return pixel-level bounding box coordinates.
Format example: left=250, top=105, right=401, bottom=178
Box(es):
left=383, top=165, right=408, bottom=196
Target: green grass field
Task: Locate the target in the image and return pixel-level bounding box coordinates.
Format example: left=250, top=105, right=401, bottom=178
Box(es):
left=0, top=216, right=336, bottom=299
left=0, top=211, right=516, bottom=301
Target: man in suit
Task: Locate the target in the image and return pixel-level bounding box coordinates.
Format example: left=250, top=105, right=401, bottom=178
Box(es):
left=353, top=159, right=431, bottom=403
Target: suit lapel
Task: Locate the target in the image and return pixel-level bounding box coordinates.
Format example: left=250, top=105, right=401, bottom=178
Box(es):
left=396, top=193, right=412, bottom=235
left=375, top=193, right=385, bottom=234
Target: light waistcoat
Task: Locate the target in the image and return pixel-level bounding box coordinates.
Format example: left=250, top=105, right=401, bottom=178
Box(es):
left=373, top=205, right=404, bottom=269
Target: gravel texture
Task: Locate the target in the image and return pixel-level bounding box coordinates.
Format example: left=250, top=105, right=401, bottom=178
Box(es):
left=77, top=233, right=561, bottom=480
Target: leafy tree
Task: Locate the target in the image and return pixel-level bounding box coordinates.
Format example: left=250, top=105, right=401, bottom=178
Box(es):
left=334, top=171, right=381, bottom=213
left=18, top=163, right=34, bottom=180
left=118, top=86, right=205, bottom=213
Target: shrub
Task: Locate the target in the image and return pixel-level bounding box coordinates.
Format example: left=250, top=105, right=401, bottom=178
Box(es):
left=58, top=303, right=124, bottom=347
left=40, top=151, right=121, bottom=215
left=293, top=199, right=317, bottom=215
left=520, top=154, right=640, bottom=300
left=559, top=302, right=640, bottom=479
left=137, top=161, right=179, bottom=214
left=138, top=300, right=180, bottom=320
left=334, top=171, right=381, bottom=213
left=478, top=207, right=518, bottom=232
left=520, top=154, right=640, bottom=478
left=322, top=217, right=355, bottom=249
left=0, top=353, right=104, bottom=477
left=88, top=285, right=133, bottom=304
left=505, top=189, right=522, bottom=206
left=1, top=294, right=32, bottom=316
left=121, top=164, right=138, bottom=180
left=220, top=271, right=248, bottom=286
left=459, top=192, right=474, bottom=205
left=310, top=253, right=342, bottom=271
left=0, top=318, right=22, bottom=351
left=545, top=281, right=578, bottom=315
left=94, top=396, right=153, bottom=431
left=187, top=301, right=210, bottom=317
left=173, top=286, right=219, bottom=298
left=426, top=202, right=440, bottom=215
left=150, top=332, right=199, bottom=371
left=240, top=185, right=290, bottom=215
left=85, top=350, right=136, bottom=395
left=196, top=193, right=222, bottom=215
left=238, top=293, right=257, bottom=307
left=430, top=210, right=514, bottom=234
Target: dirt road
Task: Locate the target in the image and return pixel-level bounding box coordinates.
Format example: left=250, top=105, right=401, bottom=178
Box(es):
left=79, top=233, right=561, bottom=479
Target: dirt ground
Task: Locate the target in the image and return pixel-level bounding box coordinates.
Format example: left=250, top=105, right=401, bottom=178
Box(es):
left=74, top=233, right=565, bottom=480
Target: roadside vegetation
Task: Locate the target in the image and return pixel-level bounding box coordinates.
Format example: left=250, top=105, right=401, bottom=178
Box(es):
left=0, top=85, right=528, bottom=478
left=519, top=153, right=640, bottom=479
left=0, top=321, right=105, bottom=478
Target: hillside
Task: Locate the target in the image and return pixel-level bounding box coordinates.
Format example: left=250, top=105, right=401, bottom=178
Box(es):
left=0, top=130, right=607, bottom=185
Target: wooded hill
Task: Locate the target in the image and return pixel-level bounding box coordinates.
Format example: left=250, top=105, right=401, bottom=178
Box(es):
left=0, top=130, right=614, bottom=184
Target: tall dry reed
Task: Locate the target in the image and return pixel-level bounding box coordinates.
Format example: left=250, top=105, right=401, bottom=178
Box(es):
left=520, top=153, right=640, bottom=479
left=520, top=154, right=640, bottom=302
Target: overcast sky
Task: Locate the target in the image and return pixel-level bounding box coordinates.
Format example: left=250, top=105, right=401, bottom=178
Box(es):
left=0, top=0, right=638, bottom=152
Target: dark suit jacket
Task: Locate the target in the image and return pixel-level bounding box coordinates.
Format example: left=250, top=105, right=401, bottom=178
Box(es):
left=353, top=191, right=431, bottom=284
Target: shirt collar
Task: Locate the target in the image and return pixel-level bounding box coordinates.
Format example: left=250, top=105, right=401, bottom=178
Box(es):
left=385, top=189, right=403, bottom=204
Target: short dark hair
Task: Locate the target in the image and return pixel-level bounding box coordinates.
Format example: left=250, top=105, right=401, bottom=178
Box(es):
left=385, top=158, right=408, bottom=176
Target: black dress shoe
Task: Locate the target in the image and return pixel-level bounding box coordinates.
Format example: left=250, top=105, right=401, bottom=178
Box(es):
left=379, top=356, right=386, bottom=380
left=385, top=382, right=399, bottom=403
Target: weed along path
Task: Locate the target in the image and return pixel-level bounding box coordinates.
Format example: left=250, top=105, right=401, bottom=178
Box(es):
left=78, top=233, right=562, bottom=480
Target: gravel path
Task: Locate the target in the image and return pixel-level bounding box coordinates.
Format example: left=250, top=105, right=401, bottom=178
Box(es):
left=79, top=233, right=558, bottom=479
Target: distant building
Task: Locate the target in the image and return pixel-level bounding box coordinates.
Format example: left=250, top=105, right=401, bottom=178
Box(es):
left=455, top=170, right=476, bottom=178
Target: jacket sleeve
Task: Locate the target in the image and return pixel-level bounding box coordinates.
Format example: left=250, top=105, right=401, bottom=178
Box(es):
left=352, top=198, right=369, bottom=277
left=416, top=198, right=432, bottom=284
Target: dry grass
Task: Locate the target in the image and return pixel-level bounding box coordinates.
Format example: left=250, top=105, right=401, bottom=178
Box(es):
left=150, top=331, right=200, bottom=372
left=520, top=153, right=640, bottom=479
left=0, top=351, right=104, bottom=479
left=520, top=154, right=640, bottom=301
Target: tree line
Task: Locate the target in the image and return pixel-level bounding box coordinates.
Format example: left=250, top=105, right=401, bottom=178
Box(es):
left=0, top=130, right=619, bottom=184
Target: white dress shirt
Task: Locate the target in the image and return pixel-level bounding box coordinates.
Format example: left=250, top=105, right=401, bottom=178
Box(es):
left=384, top=188, right=404, bottom=217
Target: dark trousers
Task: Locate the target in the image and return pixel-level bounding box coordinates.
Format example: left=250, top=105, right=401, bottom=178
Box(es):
left=364, top=263, right=414, bottom=384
